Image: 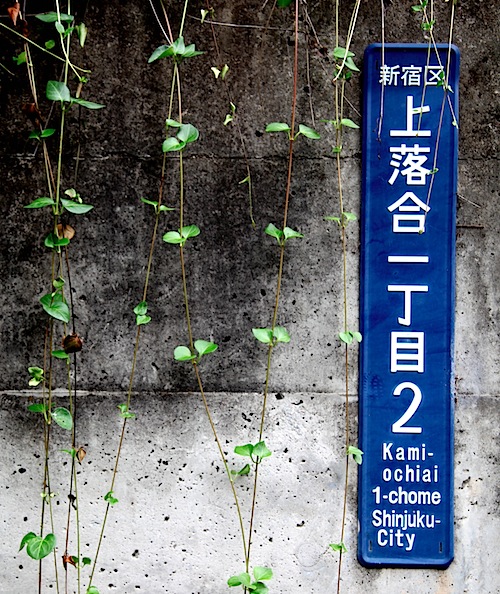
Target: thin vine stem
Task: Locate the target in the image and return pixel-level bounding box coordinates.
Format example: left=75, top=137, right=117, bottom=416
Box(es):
left=246, top=0, right=301, bottom=574
left=169, top=15, right=248, bottom=568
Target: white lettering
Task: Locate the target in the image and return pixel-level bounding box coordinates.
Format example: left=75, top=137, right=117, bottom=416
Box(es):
left=391, top=334, right=425, bottom=373
left=387, top=285, right=429, bottom=326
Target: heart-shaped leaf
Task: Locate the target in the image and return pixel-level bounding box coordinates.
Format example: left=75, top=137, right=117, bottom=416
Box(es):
left=174, top=346, right=195, bottom=362
left=51, top=407, right=73, bottom=430
left=46, top=80, right=71, bottom=103
left=26, top=533, right=56, bottom=560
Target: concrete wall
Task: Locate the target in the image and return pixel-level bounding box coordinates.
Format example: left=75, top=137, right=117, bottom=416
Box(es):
left=0, top=1, right=498, bottom=592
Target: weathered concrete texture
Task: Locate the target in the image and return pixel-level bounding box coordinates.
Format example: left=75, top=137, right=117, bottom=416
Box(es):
left=0, top=0, right=499, bottom=592
left=0, top=392, right=498, bottom=593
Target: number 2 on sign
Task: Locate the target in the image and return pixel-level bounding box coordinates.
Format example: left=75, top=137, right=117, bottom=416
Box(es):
left=392, top=382, right=422, bottom=433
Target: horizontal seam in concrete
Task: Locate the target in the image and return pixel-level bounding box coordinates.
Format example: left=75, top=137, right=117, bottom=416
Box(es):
left=1, top=390, right=497, bottom=399
left=1, top=153, right=498, bottom=162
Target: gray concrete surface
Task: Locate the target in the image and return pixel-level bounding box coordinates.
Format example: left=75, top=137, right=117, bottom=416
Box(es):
left=0, top=0, right=498, bottom=593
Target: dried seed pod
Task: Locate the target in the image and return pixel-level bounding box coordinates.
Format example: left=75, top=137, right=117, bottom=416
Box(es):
left=63, top=333, right=83, bottom=354
left=57, top=223, right=75, bottom=240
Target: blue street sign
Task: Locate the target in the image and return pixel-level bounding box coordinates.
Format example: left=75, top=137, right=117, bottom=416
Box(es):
left=358, top=44, right=459, bottom=568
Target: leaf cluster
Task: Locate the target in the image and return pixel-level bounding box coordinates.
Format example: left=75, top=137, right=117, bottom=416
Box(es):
left=174, top=340, right=218, bottom=363
left=46, top=80, right=104, bottom=109
left=234, top=441, right=272, bottom=463
left=149, top=36, right=204, bottom=64
left=162, top=121, right=199, bottom=153
left=25, top=188, right=93, bottom=218
left=347, top=445, right=364, bottom=465
left=338, top=331, right=362, bottom=345
left=163, top=225, right=200, bottom=246
left=324, top=211, right=357, bottom=228
left=264, top=223, right=303, bottom=246
left=133, top=301, right=151, bottom=326
left=228, top=566, right=273, bottom=593
left=252, top=326, right=290, bottom=346
left=265, top=122, right=320, bottom=141
left=28, top=402, right=73, bottom=430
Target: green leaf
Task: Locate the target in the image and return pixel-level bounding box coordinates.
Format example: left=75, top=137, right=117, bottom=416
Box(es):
left=159, top=205, right=175, bottom=212
left=44, top=233, right=70, bottom=249
left=252, top=328, right=273, bottom=344
left=253, top=441, right=272, bottom=459
left=104, top=491, right=118, bottom=505
left=264, top=223, right=283, bottom=242
left=46, top=80, right=71, bottom=103
left=163, top=231, right=183, bottom=244
left=333, top=46, right=355, bottom=60
left=136, top=314, right=151, bottom=326
left=174, top=346, right=196, bottom=362
left=234, top=444, right=254, bottom=457
left=201, top=9, right=210, bottom=23
left=51, top=350, right=69, bottom=359
left=133, top=301, right=148, bottom=316
left=87, top=587, right=100, bottom=594
left=253, top=567, right=273, bottom=581
left=298, top=124, right=320, bottom=139
left=265, top=122, right=290, bottom=133
left=231, top=463, right=250, bottom=476
left=13, top=52, right=27, bottom=65
left=339, top=332, right=353, bottom=345
left=352, top=331, right=362, bottom=343
left=41, top=128, right=56, bottom=138
left=162, top=137, right=183, bottom=153
left=194, top=340, right=218, bottom=356
left=324, top=216, right=341, bottom=224
left=347, top=445, right=364, bottom=464
left=223, top=114, right=234, bottom=126
left=51, top=407, right=73, bottom=430
left=118, top=403, right=136, bottom=419
left=345, top=57, right=360, bottom=72
left=165, top=118, right=182, bottom=128
left=61, top=198, right=93, bottom=214
left=53, top=277, right=65, bottom=289
left=82, top=557, right=91, bottom=566
left=140, top=198, right=158, bottom=208
left=227, top=573, right=252, bottom=587
left=252, top=583, right=269, bottom=594
left=172, top=36, right=186, bottom=55
left=177, top=124, right=199, bottom=144
left=340, top=118, right=359, bottom=129
left=36, top=12, right=73, bottom=23
left=343, top=212, right=357, bottom=222
left=72, top=98, right=105, bottom=110
left=76, top=22, right=87, bottom=47
left=24, top=197, right=55, bottom=209
left=221, top=64, right=230, bottom=79
left=28, top=366, right=44, bottom=381
left=283, top=226, right=303, bottom=240
left=329, top=542, right=348, bottom=553
left=19, top=532, right=37, bottom=551
left=181, top=225, right=201, bottom=239
left=28, top=404, right=47, bottom=414
left=277, top=0, right=294, bottom=6
left=26, top=533, right=56, bottom=560
left=40, top=294, right=70, bottom=323
left=55, top=21, right=65, bottom=34
left=273, top=326, right=290, bottom=343
left=148, top=45, right=172, bottom=63
left=239, top=176, right=250, bottom=185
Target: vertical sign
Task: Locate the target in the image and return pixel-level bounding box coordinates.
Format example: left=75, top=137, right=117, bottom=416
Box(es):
left=359, top=44, right=459, bottom=567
